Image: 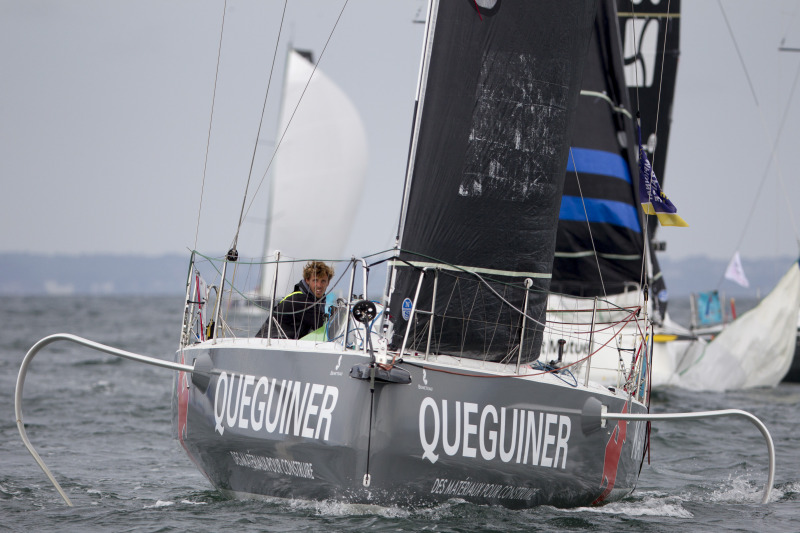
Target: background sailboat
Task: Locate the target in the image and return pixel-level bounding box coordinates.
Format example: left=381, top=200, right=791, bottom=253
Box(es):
left=543, top=1, right=800, bottom=392
left=255, top=48, right=368, bottom=302
left=676, top=258, right=800, bottom=390
left=669, top=6, right=800, bottom=390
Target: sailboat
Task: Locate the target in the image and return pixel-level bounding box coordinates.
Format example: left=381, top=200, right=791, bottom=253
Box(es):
left=15, top=0, right=777, bottom=510
left=172, top=0, right=655, bottom=508
left=537, top=1, right=800, bottom=393
left=786, top=312, right=800, bottom=382
left=676, top=257, right=800, bottom=390
left=660, top=1, right=800, bottom=390
left=540, top=1, right=691, bottom=389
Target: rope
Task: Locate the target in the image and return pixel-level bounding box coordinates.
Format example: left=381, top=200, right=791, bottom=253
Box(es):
left=194, top=0, right=229, bottom=251
left=235, top=0, right=352, bottom=241
left=229, top=0, right=290, bottom=254
left=721, top=58, right=800, bottom=286
left=717, top=0, right=760, bottom=107
left=715, top=0, right=800, bottom=287
left=567, top=148, right=608, bottom=300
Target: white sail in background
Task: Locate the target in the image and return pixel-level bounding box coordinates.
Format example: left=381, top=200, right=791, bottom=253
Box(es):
left=677, top=263, right=800, bottom=390
left=259, top=49, right=368, bottom=298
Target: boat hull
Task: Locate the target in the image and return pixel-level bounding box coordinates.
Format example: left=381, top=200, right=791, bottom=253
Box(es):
left=784, top=328, right=800, bottom=382
left=173, top=341, right=648, bottom=509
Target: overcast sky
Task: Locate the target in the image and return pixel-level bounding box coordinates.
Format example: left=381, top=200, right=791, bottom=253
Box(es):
left=2, top=0, right=800, bottom=263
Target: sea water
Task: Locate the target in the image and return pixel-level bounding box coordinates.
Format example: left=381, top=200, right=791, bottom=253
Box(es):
left=2, top=295, right=798, bottom=532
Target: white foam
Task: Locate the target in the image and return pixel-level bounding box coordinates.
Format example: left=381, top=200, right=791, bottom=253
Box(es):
left=180, top=500, right=208, bottom=505
left=293, top=498, right=411, bottom=518
left=707, top=473, right=771, bottom=503
left=571, top=493, right=693, bottom=519
left=144, top=500, right=175, bottom=508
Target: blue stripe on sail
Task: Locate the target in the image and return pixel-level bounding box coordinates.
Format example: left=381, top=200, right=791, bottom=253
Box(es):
left=567, top=148, right=631, bottom=183
left=559, top=196, right=642, bottom=232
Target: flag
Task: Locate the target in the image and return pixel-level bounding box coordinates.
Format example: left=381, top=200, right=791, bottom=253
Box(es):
left=695, top=290, right=722, bottom=326
left=724, top=251, right=750, bottom=288
left=638, top=144, right=689, bottom=227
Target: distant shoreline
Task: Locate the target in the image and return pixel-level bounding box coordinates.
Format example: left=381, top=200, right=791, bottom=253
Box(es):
left=0, top=252, right=796, bottom=298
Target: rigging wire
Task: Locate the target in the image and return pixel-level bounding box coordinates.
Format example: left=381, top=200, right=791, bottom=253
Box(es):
left=567, top=150, right=608, bottom=300
left=649, top=0, right=673, bottom=247
left=717, top=0, right=759, bottom=107
left=716, top=0, right=800, bottom=270
left=626, top=2, right=648, bottom=301
left=229, top=0, right=290, bottom=254
left=562, top=4, right=672, bottom=367
left=233, top=0, right=351, bottom=245
left=714, top=58, right=800, bottom=291
left=628, top=1, right=673, bottom=320
left=194, top=0, right=229, bottom=252
left=731, top=61, right=800, bottom=254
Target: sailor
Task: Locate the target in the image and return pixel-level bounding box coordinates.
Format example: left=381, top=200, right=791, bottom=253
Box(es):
left=257, top=260, right=334, bottom=340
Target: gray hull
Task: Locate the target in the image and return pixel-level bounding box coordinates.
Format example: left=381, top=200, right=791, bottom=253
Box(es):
left=172, top=340, right=648, bottom=509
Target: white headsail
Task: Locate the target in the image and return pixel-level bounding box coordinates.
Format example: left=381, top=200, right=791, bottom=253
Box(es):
left=259, top=49, right=368, bottom=298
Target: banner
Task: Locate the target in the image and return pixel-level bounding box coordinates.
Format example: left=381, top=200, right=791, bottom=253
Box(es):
left=638, top=144, right=688, bottom=227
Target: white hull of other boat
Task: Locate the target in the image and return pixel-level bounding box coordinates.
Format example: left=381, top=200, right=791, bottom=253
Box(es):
left=546, top=262, right=800, bottom=391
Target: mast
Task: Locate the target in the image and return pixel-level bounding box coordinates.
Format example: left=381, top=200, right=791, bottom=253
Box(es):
left=395, top=0, right=437, bottom=247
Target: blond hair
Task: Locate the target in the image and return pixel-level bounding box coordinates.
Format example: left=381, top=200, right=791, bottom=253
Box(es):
left=303, top=261, right=334, bottom=282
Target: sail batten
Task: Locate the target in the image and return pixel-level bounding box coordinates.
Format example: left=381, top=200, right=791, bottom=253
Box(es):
left=388, top=260, right=552, bottom=280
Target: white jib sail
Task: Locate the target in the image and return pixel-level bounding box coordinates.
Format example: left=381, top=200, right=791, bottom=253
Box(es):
left=677, top=263, right=800, bottom=391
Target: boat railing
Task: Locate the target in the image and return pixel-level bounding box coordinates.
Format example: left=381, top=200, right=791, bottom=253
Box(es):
left=544, top=293, right=650, bottom=398
left=392, top=266, right=650, bottom=400
left=180, top=251, right=385, bottom=351
left=180, top=252, right=651, bottom=401
left=399, top=266, right=429, bottom=360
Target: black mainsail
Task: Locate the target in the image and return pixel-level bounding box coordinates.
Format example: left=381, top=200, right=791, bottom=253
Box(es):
left=389, top=0, right=598, bottom=361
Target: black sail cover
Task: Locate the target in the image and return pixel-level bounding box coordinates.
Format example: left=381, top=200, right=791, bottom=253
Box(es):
left=389, top=0, right=598, bottom=363
left=551, top=0, right=680, bottom=314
